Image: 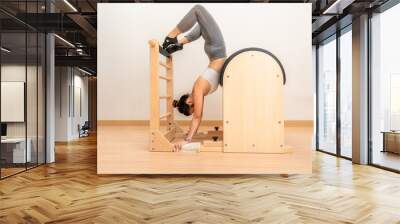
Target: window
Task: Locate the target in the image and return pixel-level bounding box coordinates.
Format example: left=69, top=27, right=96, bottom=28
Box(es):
left=370, top=3, right=400, bottom=171
left=317, top=36, right=337, bottom=154
left=339, top=28, right=352, bottom=158
left=390, top=74, right=400, bottom=130
left=0, top=1, right=46, bottom=179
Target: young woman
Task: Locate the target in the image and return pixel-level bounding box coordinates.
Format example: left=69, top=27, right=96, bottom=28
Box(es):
left=162, top=5, right=226, bottom=151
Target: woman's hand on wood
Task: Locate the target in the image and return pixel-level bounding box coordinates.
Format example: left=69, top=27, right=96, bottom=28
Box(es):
left=173, top=140, right=189, bottom=152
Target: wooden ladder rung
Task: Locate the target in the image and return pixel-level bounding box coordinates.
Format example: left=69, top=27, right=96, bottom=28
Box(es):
left=159, top=75, right=171, bottom=81
left=159, top=61, right=171, bottom=69
left=160, top=112, right=172, bottom=119
left=160, top=96, right=171, bottom=99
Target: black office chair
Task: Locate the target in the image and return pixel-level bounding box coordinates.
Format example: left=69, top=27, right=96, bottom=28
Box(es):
left=79, top=121, right=90, bottom=138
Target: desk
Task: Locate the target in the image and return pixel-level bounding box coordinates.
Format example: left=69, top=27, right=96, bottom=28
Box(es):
left=1, top=138, right=32, bottom=163
left=382, top=131, right=400, bottom=154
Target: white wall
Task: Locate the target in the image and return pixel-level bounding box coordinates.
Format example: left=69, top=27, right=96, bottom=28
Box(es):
left=75, top=74, right=89, bottom=122
left=72, top=73, right=89, bottom=138
left=55, top=67, right=69, bottom=141
left=1, top=64, right=46, bottom=163
left=1, top=65, right=25, bottom=124
left=55, top=67, right=89, bottom=141
left=98, top=3, right=313, bottom=121
left=1, top=65, right=40, bottom=138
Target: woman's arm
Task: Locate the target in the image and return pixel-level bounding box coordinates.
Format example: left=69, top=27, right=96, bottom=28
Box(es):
left=172, top=87, right=204, bottom=151
left=186, top=87, right=204, bottom=142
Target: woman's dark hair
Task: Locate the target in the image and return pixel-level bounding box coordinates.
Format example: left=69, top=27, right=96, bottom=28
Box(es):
left=173, top=94, right=191, bottom=116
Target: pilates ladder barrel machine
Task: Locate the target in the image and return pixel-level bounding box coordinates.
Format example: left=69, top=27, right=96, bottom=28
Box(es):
left=148, top=39, right=291, bottom=153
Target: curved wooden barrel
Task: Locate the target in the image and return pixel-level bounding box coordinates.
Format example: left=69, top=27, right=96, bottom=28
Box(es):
left=222, top=48, right=286, bottom=153
left=220, top=48, right=286, bottom=86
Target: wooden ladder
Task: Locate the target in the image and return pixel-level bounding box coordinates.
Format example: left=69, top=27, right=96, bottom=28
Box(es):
left=148, top=40, right=180, bottom=151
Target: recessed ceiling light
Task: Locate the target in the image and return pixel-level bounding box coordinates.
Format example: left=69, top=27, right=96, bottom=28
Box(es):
left=78, top=67, right=93, bottom=76
left=63, top=0, right=78, bottom=12
left=1, top=47, right=11, bottom=53
left=54, top=34, right=75, bottom=48
left=323, top=0, right=355, bottom=15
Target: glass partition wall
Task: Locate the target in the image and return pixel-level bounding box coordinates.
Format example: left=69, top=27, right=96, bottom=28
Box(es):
left=316, top=27, right=353, bottom=159
left=0, top=2, right=46, bottom=179
left=316, top=1, right=400, bottom=172
left=317, top=36, right=337, bottom=155
left=370, top=3, right=400, bottom=172
left=339, top=28, right=352, bottom=159
left=0, top=31, right=27, bottom=177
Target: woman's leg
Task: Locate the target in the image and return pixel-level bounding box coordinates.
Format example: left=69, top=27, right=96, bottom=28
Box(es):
left=164, top=5, right=225, bottom=57
left=165, top=5, right=215, bottom=44
left=179, top=37, right=190, bottom=45
left=170, top=5, right=216, bottom=37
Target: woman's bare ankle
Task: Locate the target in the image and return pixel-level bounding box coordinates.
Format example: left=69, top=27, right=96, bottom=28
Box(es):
left=178, top=37, right=189, bottom=45
left=168, top=28, right=180, bottom=38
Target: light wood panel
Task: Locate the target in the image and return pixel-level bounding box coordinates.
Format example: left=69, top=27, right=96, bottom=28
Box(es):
left=200, top=140, right=223, bottom=152
left=166, top=52, right=174, bottom=132
left=97, top=119, right=313, bottom=127
left=97, top=124, right=311, bottom=174
left=149, top=40, right=160, bottom=132
left=2, top=128, right=400, bottom=223
left=223, top=51, right=284, bottom=153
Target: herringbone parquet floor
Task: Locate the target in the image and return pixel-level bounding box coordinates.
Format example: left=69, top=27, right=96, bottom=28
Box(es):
left=1, top=132, right=400, bottom=224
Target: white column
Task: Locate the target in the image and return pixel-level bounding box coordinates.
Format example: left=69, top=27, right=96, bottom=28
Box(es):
left=352, top=14, right=369, bottom=164
left=46, top=33, right=55, bottom=163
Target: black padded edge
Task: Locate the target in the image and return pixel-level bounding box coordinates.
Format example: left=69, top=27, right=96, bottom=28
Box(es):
left=219, top=47, right=286, bottom=86
left=159, top=45, right=171, bottom=57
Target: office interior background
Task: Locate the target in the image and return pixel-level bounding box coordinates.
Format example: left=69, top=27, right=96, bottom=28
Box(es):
left=0, top=0, right=400, bottom=222
left=0, top=0, right=97, bottom=178
left=0, top=0, right=399, bottom=177
left=1, top=0, right=397, bottom=179
left=316, top=0, right=400, bottom=172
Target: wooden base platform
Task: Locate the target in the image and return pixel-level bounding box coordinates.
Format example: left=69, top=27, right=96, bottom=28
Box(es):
left=97, top=123, right=312, bottom=174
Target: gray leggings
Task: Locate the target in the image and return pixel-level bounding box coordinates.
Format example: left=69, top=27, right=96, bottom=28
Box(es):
left=177, top=5, right=227, bottom=60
